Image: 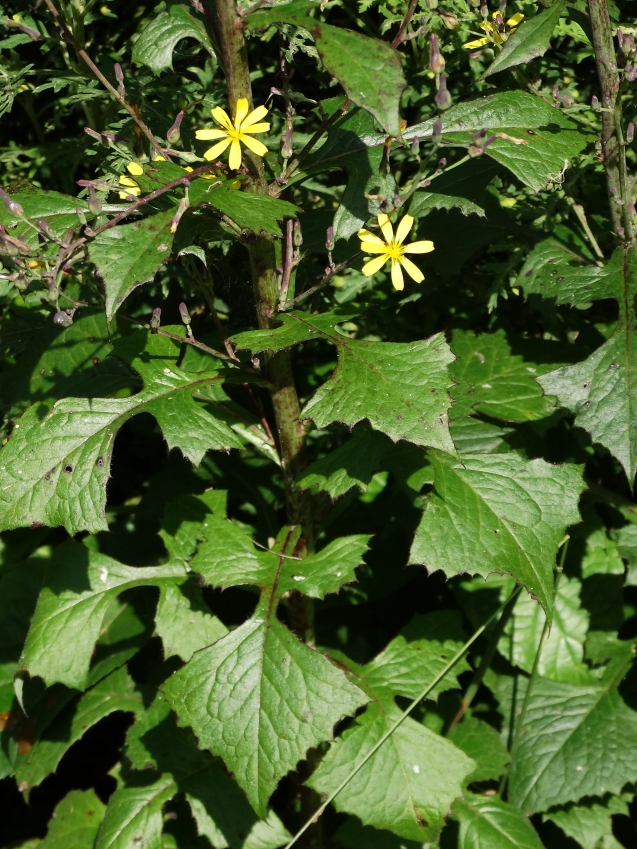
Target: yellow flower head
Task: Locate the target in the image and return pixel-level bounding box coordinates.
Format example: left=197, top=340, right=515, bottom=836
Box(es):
left=358, top=214, right=434, bottom=292
left=118, top=161, right=143, bottom=199
left=195, top=98, right=270, bottom=171
left=464, top=11, right=524, bottom=49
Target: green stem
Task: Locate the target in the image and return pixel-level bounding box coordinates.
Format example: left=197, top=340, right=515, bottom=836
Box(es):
left=209, top=0, right=317, bottom=840
left=449, top=588, right=520, bottom=728
left=284, top=586, right=523, bottom=849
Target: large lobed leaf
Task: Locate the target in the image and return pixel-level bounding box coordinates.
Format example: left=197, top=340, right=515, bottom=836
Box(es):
left=410, top=451, right=584, bottom=618
left=0, top=331, right=241, bottom=534
left=164, top=515, right=370, bottom=815
left=231, top=309, right=456, bottom=449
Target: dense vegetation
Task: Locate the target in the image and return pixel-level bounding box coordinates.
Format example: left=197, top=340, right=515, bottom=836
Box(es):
left=1, top=0, right=637, bottom=847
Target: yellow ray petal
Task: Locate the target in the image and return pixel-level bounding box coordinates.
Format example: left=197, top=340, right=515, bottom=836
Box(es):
left=240, top=134, right=268, bottom=157
left=391, top=260, right=404, bottom=291
left=241, top=122, right=270, bottom=135
left=203, top=138, right=231, bottom=161
left=211, top=106, right=233, bottom=130
left=357, top=229, right=384, bottom=245
left=234, top=98, right=250, bottom=128
left=126, top=162, right=144, bottom=176
left=361, top=241, right=390, bottom=254
left=464, top=36, right=490, bottom=48
left=507, top=13, right=524, bottom=26
left=241, top=104, right=269, bottom=128
left=400, top=256, right=424, bottom=283
left=377, top=213, right=394, bottom=243
left=196, top=128, right=228, bottom=140
left=403, top=239, right=435, bottom=254
left=119, top=175, right=139, bottom=187
left=228, top=138, right=243, bottom=170
left=362, top=254, right=389, bottom=277
left=395, top=214, right=415, bottom=245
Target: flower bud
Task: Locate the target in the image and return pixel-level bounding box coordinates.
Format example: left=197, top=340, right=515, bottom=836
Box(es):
left=0, top=188, right=23, bottom=217
left=411, top=135, right=420, bottom=155
left=432, top=121, right=443, bottom=145
left=53, top=310, right=73, bottom=327
left=625, top=64, right=637, bottom=82
left=429, top=34, right=445, bottom=74
left=179, top=302, right=191, bottom=328
left=171, top=196, right=189, bottom=234
left=167, top=111, right=184, bottom=144
left=591, top=95, right=600, bottom=111
left=439, top=12, right=459, bottom=29
left=493, top=12, right=504, bottom=28
left=435, top=76, right=452, bottom=112
left=553, top=85, right=574, bottom=108
left=480, top=3, right=488, bottom=18
left=325, top=226, right=334, bottom=252
left=114, top=63, right=125, bottom=100
left=87, top=186, right=102, bottom=216
left=627, top=122, right=635, bottom=145
left=150, top=308, right=161, bottom=331
left=293, top=219, right=303, bottom=247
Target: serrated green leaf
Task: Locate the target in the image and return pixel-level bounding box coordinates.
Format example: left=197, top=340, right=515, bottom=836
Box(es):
left=132, top=4, right=216, bottom=74
left=15, top=665, right=143, bottom=791
left=544, top=794, right=630, bottom=849
left=159, top=490, right=228, bottom=562
left=409, top=157, right=500, bottom=219
left=447, top=716, right=510, bottom=782
left=452, top=793, right=544, bottom=849
left=410, top=452, right=584, bottom=618
left=0, top=184, right=88, bottom=247
left=95, top=772, right=176, bottom=849
left=248, top=3, right=405, bottom=136
left=404, top=91, right=592, bottom=192
left=204, top=185, right=299, bottom=237
left=616, top=524, right=637, bottom=586
left=2, top=309, right=138, bottom=418
left=38, top=789, right=106, bottom=849
left=483, top=0, right=566, bottom=78
left=20, top=540, right=187, bottom=689
left=448, top=418, right=515, bottom=455
left=517, top=238, right=614, bottom=305
left=537, top=247, right=637, bottom=482
left=508, top=657, right=637, bottom=813
left=309, top=700, right=474, bottom=841
left=298, top=429, right=393, bottom=498
left=232, top=310, right=455, bottom=449
left=89, top=210, right=176, bottom=321
left=450, top=330, right=558, bottom=422
left=499, top=575, right=594, bottom=684
left=0, top=331, right=241, bottom=534
left=155, top=579, right=227, bottom=662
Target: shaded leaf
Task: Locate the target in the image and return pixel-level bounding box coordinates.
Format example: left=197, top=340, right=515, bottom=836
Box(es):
left=484, top=0, right=566, bottom=78
left=410, top=451, right=584, bottom=618
left=409, top=157, right=500, bottom=219
left=0, top=184, right=88, bottom=248
left=20, top=540, right=187, bottom=689
left=447, top=716, right=510, bottom=782
left=0, top=331, right=241, bottom=534
left=132, top=4, right=216, bottom=74
left=159, top=490, right=228, bottom=562
left=508, top=656, right=637, bottom=813
left=232, top=310, right=456, bottom=449
left=90, top=210, right=176, bottom=321
left=95, top=772, right=175, bottom=849
left=298, top=429, right=393, bottom=498
left=155, top=579, right=227, bottom=662
left=248, top=2, right=405, bottom=136
left=544, top=794, right=630, bottom=849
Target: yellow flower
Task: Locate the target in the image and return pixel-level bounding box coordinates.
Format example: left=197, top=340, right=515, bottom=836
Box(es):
left=118, top=161, right=143, bottom=199
left=358, top=214, right=434, bottom=292
left=195, top=98, right=270, bottom=171
left=464, top=12, right=524, bottom=49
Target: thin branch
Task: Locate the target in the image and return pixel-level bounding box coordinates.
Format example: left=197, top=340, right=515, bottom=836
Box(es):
left=284, top=586, right=523, bottom=849
left=281, top=100, right=351, bottom=183
left=390, top=0, right=420, bottom=49
left=90, top=166, right=220, bottom=237
left=284, top=251, right=363, bottom=310
left=563, top=193, right=605, bottom=261
left=278, top=217, right=296, bottom=306
left=43, top=0, right=170, bottom=162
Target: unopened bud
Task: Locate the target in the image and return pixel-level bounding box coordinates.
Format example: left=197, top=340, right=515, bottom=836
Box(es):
left=426, top=0, right=438, bottom=8
left=293, top=219, right=303, bottom=247
left=553, top=85, right=575, bottom=108
left=480, top=3, right=488, bottom=18
left=627, top=122, right=635, bottom=144
left=87, top=186, right=102, bottom=216
left=499, top=0, right=507, bottom=12
left=393, top=193, right=402, bottom=209
left=0, top=188, right=23, bottom=217
left=439, top=11, right=459, bottom=29
left=411, top=135, right=420, bottom=155
left=280, top=127, right=293, bottom=160
left=170, top=196, right=189, bottom=234
left=432, top=120, right=443, bottom=145
left=435, top=76, right=452, bottom=112
left=591, top=94, right=600, bottom=111
left=493, top=12, right=504, bottom=28
left=167, top=111, right=184, bottom=144
left=114, top=63, right=125, bottom=99
left=37, top=219, right=56, bottom=239
left=325, top=226, right=334, bottom=252
left=179, top=302, right=192, bottom=337
left=53, top=310, right=73, bottom=327
left=429, top=34, right=445, bottom=74
left=625, top=64, right=637, bottom=82
left=150, top=307, right=161, bottom=331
